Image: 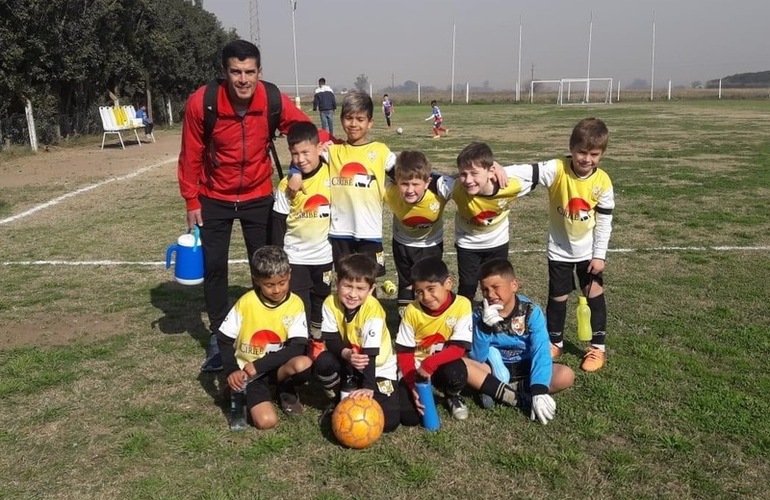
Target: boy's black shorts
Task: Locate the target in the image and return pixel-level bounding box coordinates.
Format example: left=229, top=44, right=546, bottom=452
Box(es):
left=244, top=370, right=279, bottom=409
left=548, top=259, right=604, bottom=297
left=330, top=239, right=386, bottom=277
left=391, top=239, right=443, bottom=287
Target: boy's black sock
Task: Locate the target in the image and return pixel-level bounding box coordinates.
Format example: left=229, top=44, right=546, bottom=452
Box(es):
left=480, top=374, right=518, bottom=406
left=547, top=298, right=567, bottom=344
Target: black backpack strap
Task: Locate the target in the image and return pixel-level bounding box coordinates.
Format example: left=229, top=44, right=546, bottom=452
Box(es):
left=202, top=78, right=221, bottom=152
left=262, top=80, right=284, bottom=179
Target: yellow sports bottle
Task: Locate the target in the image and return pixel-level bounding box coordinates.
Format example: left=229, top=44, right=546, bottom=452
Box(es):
left=576, top=296, right=592, bottom=342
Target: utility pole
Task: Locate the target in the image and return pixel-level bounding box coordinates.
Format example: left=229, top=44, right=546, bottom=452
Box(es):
left=530, top=63, right=535, bottom=83
left=249, top=0, right=261, bottom=47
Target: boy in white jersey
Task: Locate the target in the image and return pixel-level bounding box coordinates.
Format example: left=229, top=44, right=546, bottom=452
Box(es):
left=313, top=254, right=402, bottom=432
left=218, top=246, right=313, bottom=430
left=384, top=151, right=452, bottom=314
left=535, top=118, right=615, bottom=372
left=452, top=142, right=537, bottom=300
left=273, top=122, right=332, bottom=359
left=396, top=257, right=473, bottom=423
left=288, top=92, right=396, bottom=278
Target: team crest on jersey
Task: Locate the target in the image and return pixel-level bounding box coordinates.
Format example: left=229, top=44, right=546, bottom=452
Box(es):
left=332, top=162, right=375, bottom=188
left=591, top=186, right=602, bottom=201
left=510, top=315, right=526, bottom=335
left=376, top=251, right=385, bottom=266
left=429, top=201, right=440, bottom=212
left=368, top=150, right=377, bottom=162
left=497, top=199, right=508, bottom=209
left=322, top=270, right=332, bottom=285
left=445, top=317, right=457, bottom=328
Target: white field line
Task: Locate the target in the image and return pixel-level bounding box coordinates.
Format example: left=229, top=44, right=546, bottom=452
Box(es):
left=0, top=158, right=177, bottom=226
left=3, top=245, right=769, bottom=267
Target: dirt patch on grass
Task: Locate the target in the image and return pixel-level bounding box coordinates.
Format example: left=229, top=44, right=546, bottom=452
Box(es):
left=1, top=312, right=128, bottom=350
left=0, top=130, right=182, bottom=190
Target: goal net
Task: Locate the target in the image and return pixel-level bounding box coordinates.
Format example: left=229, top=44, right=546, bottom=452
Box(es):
left=557, top=78, right=613, bottom=105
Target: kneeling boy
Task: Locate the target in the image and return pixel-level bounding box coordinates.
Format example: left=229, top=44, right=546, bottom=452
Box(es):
left=396, top=257, right=473, bottom=422
left=313, top=253, right=401, bottom=432
left=218, top=245, right=313, bottom=430
left=464, top=258, right=575, bottom=425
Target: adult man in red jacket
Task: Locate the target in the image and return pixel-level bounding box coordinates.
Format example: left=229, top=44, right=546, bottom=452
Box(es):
left=178, top=40, right=327, bottom=372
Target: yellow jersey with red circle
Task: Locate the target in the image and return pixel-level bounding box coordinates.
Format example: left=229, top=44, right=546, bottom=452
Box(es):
left=219, top=291, right=307, bottom=369
left=274, top=165, right=332, bottom=265
left=384, top=174, right=453, bottom=248
left=395, top=294, right=473, bottom=367
left=327, top=141, right=396, bottom=241
left=321, top=294, right=398, bottom=380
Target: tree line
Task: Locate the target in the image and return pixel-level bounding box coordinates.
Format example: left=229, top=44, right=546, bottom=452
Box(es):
left=0, top=0, right=235, bottom=142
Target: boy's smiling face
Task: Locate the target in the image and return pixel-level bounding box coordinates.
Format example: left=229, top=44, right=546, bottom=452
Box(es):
left=458, top=162, right=495, bottom=195
left=570, top=146, right=604, bottom=177
left=413, top=278, right=452, bottom=312
left=396, top=176, right=429, bottom=204
left=337, top=277, right=374, bottom=309
left=341, top=111, right=373, bottom=145
left=289, top=139, right=323, bottom=174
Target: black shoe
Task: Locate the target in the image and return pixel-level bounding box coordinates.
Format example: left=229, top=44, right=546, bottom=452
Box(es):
left=447, top=395, right=469, bottom=420
left=319, top=401, right=336, bottom=425
left=279, top=391, right=304, bottom=416
left=200, top=352, right=223, bottom=372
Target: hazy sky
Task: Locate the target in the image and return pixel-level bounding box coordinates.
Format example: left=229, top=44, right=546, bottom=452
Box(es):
left=204, top=0, right=769, bottom=92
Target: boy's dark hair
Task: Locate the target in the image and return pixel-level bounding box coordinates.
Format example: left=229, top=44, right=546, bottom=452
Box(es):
left=395, top=150, right=431, bottom=181
left=287, top=121, right=320, bottom=148
left=410, top=257, right=449, bottom=284
left=430, top=100, right=437, bottom=106
left=221, top=39, right=261, bottom=70
left=342, top=92, right=374, bottom=119
left=479, top=258, right=516, bottom=281
left=383, top=94, right=389, bottom=98
left=336, top=254, right=377, bottom=286
left=319, top=77, right=326, bottom=85
left=456, top=142, right=494, bottom=170
left=251, top=245, right=291, bottom=279
left=569, top=117, right=609, bottom=152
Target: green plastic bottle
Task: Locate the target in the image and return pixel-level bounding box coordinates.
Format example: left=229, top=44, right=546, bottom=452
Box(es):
left=576, top=296, right=592, bottom=342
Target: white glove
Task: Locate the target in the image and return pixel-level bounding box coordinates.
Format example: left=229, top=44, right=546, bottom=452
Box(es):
left=482, top=299, right=504, bottom=327
left=530, top=394, right=556, bottom=425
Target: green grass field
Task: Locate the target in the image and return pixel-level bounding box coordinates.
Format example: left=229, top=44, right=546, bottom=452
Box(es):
left=1, top=100, right=770, bottom=499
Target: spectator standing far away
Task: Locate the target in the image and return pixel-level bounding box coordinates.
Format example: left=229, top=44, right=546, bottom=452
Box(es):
left=313, top=77, right=336, bottom=135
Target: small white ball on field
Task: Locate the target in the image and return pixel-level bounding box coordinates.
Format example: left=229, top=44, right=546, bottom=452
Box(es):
left=396, top=127, right=403, bottom=135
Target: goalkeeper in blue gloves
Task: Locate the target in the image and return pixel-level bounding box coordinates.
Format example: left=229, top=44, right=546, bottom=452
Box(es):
left=464, top=258, right=575, bottom=424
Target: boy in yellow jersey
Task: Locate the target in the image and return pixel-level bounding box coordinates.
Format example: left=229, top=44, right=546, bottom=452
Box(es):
left=535, top=118, right=615, bottom=372
left=218, top=246, right=313, bottom=430
left=452, top=142, right=537, bottom=300
left=288, top=92, right=396, bottom=277
left=384, top=151, right=452, bottom=314
left=273, top=122, right=332, bottom=358
left=313, top=254, right=401, bottom=431
left=396, top=257, right=473, bottom=423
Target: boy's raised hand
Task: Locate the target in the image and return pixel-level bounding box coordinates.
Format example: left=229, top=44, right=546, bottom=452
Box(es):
left=491, top=161, right=509, bottom=188
left=482, top=299, right=504, bottom=327
left=285, top=172, right=305, bottom=199
left=530, top=394, right=556, bottom=425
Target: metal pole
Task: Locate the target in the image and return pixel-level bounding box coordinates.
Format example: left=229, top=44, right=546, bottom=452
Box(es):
left=290, top=0, right=300, bottom=104
left=451, top=21, right=456, bottom=104
left=650, top=12, right=656, bottom=101
left=586, top=11, right=593, bottom=103
left=516, top=16, right=522, bottom=102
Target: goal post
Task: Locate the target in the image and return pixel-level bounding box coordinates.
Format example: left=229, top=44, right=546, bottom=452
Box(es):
left=557, top=78, right=613, bottom=105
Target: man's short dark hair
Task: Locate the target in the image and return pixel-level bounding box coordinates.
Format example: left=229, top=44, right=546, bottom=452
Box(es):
left=411, top=257, right=450, bottom=284
left=287, top=122, right=320, bottom=148
left=222, top=40, right=261, bottom=70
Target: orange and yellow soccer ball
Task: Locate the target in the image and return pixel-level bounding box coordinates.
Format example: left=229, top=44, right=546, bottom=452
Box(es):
left=331, top=396, right=385, bottom=449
